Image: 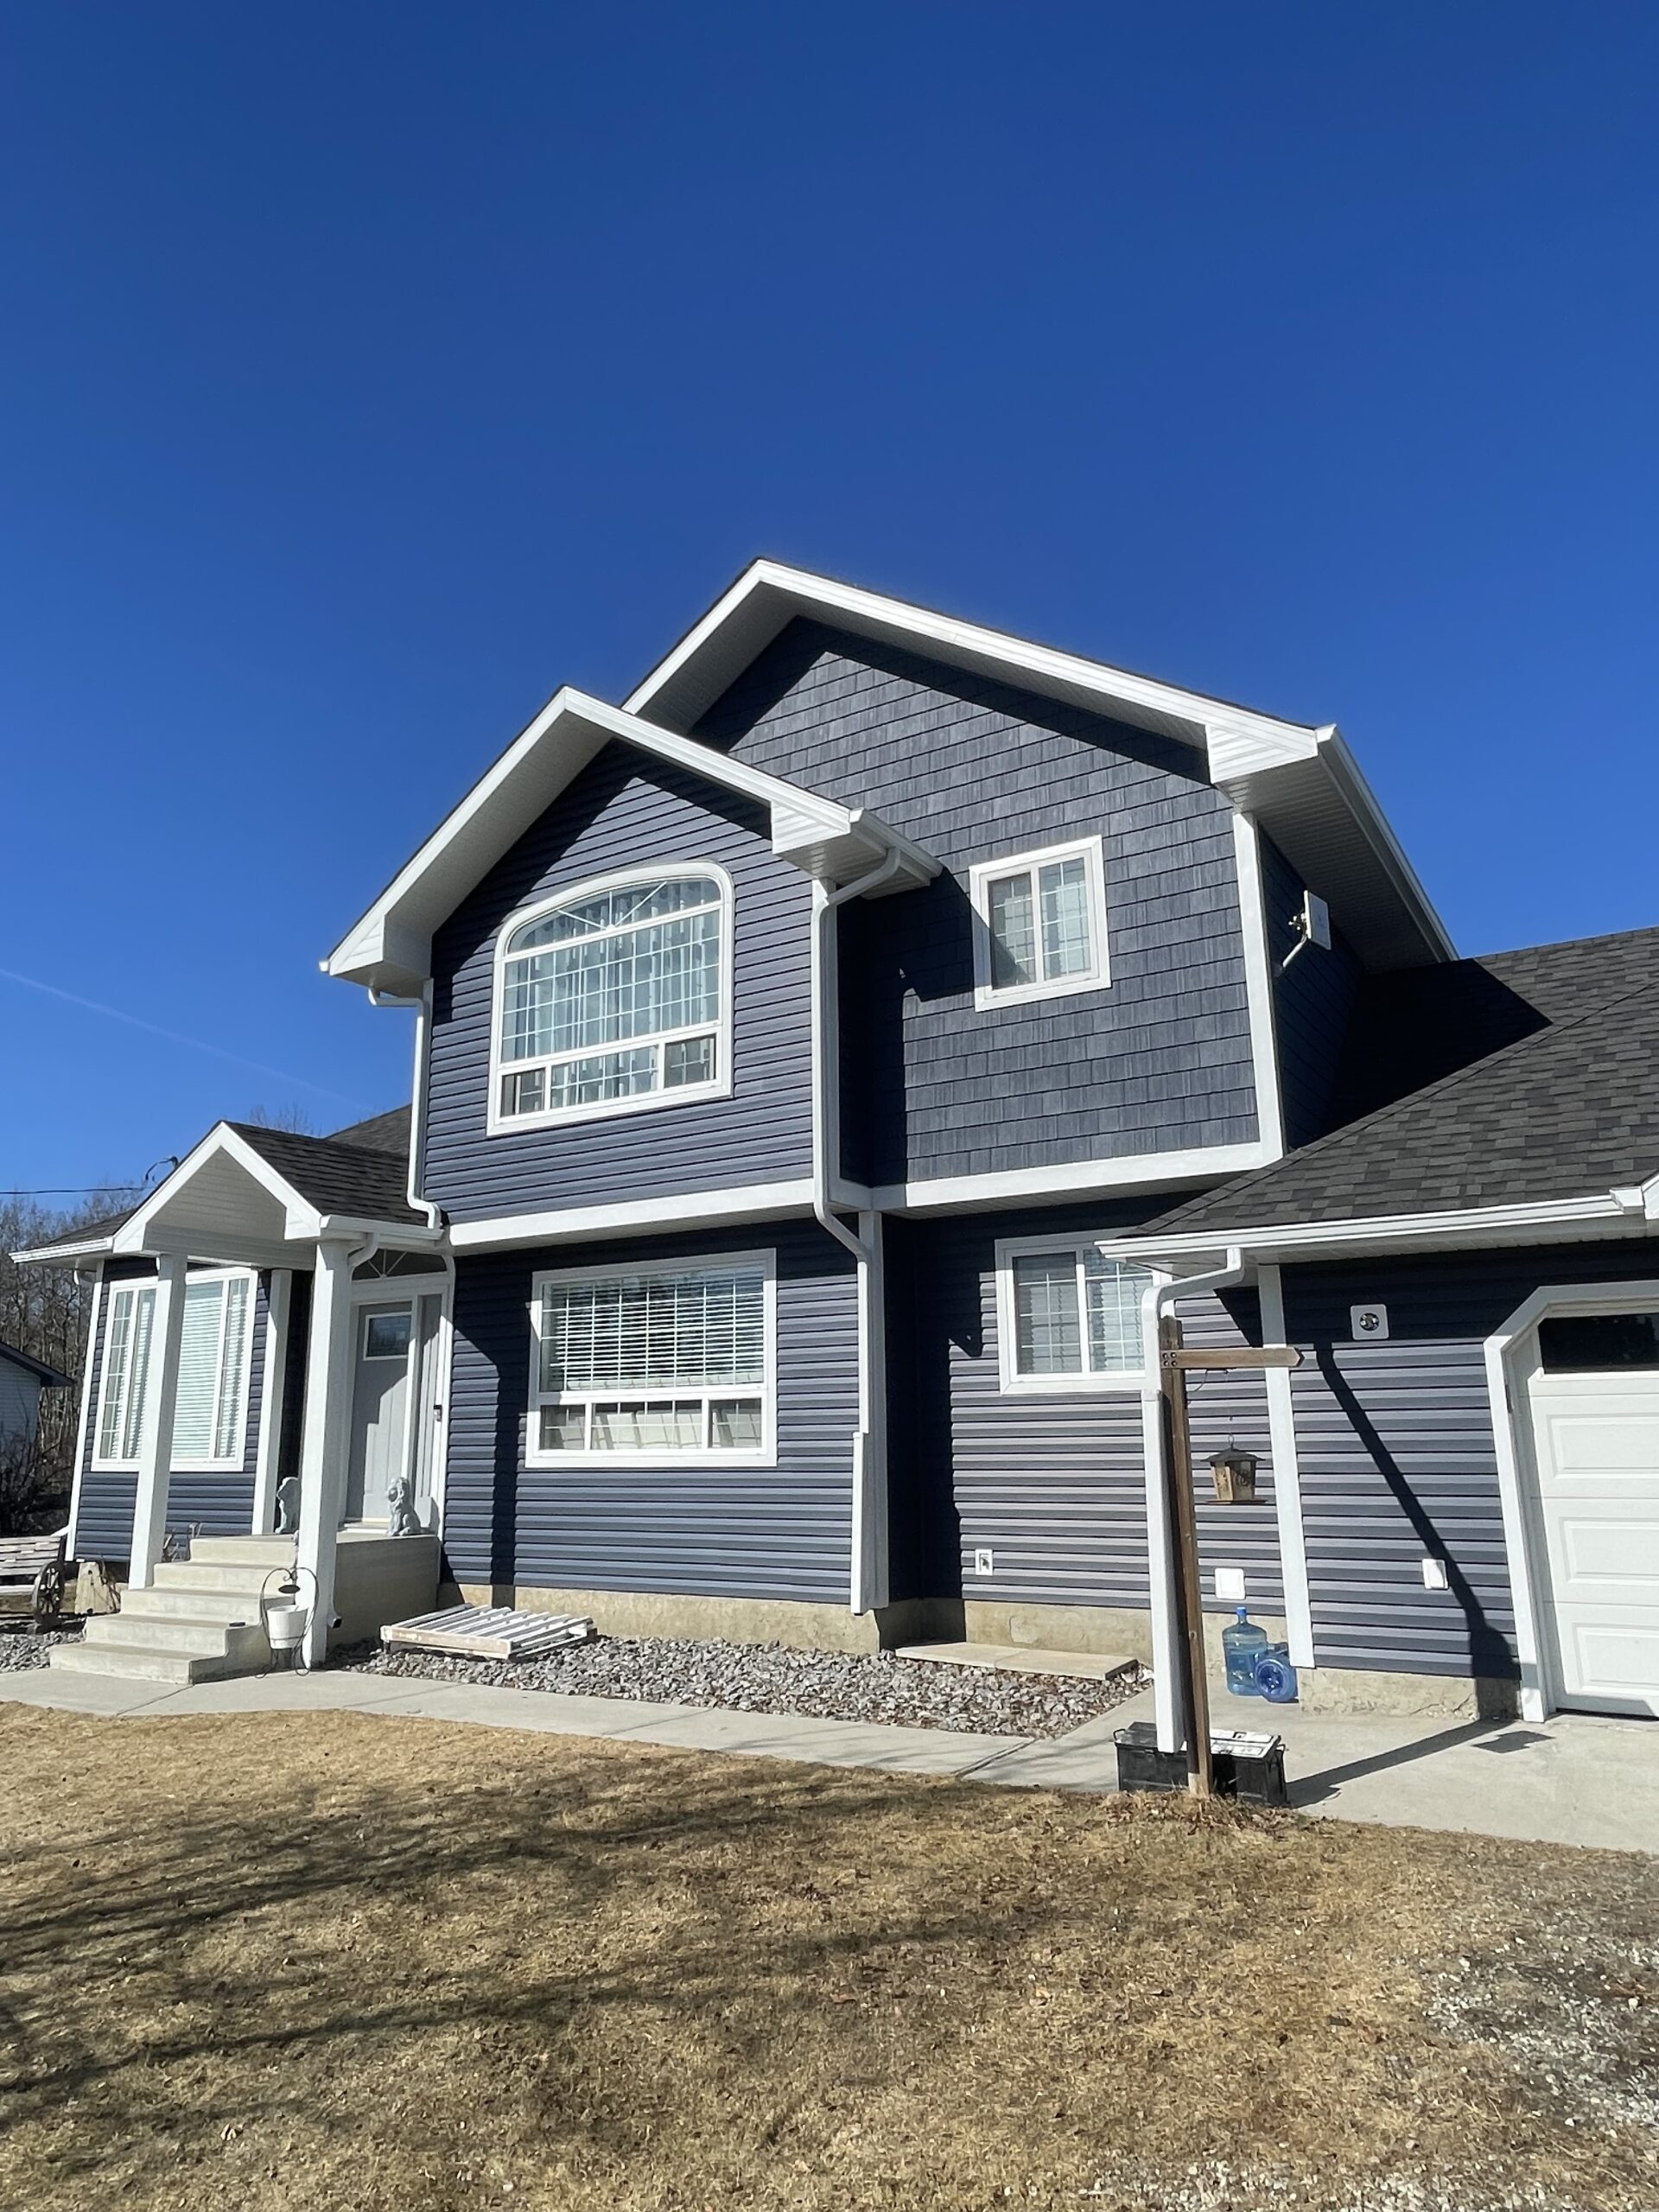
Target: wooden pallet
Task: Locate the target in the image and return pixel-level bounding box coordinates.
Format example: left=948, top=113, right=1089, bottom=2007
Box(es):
left=382, top=1605, right=594, bottom=1662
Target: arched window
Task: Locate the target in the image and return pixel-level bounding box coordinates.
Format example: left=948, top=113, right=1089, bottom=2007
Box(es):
left=491, top=867, right=731, bottom=1128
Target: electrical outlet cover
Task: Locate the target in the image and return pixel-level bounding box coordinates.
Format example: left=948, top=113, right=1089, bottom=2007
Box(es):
left=1421, top=1557, right=1450, bottom=1591
left=973, top=1548, right=994, bottom=1577
left=1215, top=1567, right=1247, bottom=1602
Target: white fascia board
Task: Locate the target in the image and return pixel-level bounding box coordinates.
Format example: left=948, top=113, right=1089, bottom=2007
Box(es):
left=12, top=1234, right=123, bottom=1265
left=1095, top=1189, right=1651, bottom=1265
left=626, top=560, right=1319, bottom=768
left=1312, top=728, right=1457, bottom=964
left=448, top=1177, right=852, bottom=1251
left=870, top=1140, right=1278, bottom=1217
left=324, top=684, right=936, bottom=994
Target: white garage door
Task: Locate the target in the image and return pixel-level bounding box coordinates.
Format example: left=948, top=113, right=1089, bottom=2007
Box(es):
left=1526, top=1308, right=1659, bottom=1717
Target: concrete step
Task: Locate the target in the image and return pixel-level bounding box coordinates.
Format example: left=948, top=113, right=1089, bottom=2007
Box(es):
left=83, top=1614, right=270, bottom=1664
left=48, top=1641, right=227, bottom=1687
left=150, top=1560, right=283, bottom=1597
left=184, top=1535, right=297, bottom=1569
left=121, top=1584, right=264, bottom=1627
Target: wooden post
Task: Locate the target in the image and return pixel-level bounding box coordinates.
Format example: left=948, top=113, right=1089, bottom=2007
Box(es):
left=1158, top=1312, right=1214, bottom=1800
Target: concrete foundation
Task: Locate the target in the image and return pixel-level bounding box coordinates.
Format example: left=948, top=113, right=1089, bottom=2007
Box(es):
left=334, top=1533, right=442, bottom=1649
left=448, top=1581, right=918, bottom=1656
left=1298, top=1664, right=1520, bottom=1722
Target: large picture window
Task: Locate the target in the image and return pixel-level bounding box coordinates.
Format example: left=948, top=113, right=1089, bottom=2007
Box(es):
left=528, top=1252, right=774, bottom=1463
left=491, top=867, right=731, bottom=1130
left=969, top=837, right=1109, bottom=1009
left=995, top=1238, right=1154, bottom=1392
left=92, top=1269, right=254, bottom=1469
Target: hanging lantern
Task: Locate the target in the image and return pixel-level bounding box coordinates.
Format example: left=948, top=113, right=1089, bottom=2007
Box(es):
left=1208, top=1449, right=1259, bottom=1505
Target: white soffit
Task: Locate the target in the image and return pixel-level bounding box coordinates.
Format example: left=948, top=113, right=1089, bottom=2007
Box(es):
left=324, top=688, right=938, bottom=995
left=626, top=561, right=1455, bottom=971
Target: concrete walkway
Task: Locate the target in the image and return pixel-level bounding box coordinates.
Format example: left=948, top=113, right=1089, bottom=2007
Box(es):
left=4, top=1664, right=1656, bottom=1854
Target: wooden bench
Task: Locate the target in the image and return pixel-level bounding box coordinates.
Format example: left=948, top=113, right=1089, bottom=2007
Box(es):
left=0, top=1529, right=68, bottom=1624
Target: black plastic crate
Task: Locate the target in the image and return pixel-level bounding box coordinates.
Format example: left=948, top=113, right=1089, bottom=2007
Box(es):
left=1114, top=1719, right=1288, bottom=1807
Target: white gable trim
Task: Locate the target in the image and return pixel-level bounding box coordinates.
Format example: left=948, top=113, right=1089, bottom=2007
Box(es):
left=324, top=687, right=937, bottom=996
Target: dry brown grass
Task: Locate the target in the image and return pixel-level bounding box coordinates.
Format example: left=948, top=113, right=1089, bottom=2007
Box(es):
left=1, top=1705, right=1655, bottom=2211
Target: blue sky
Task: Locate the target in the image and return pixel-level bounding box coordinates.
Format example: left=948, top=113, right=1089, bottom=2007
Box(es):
left=3, top=3, right=1656, bottom=1198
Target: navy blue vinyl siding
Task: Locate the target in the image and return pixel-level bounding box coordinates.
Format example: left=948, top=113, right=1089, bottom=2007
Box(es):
left=1261, top=832, right=1363, bottom=1149
left=71, top=1260, right=265, bottom=1560
left=443, top=1220, right=859, bottom=1600
left=276, top=1269, right=312, bottom=1487
left=694, top=623, right=1260, bottom=1188
left=424, top=747, right=814, bottom=1224
left=1281, top=1237, right=1659, bottom=1681
left=886, top=1200, right=1277, bottom=1614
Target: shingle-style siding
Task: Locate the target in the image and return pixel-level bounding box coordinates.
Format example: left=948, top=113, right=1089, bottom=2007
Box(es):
left=1281, top=1238, right=1659, bottom=1681
left=70, top=1260, right=266, bottom=1558
left=695, top=623, right=1260, bottom=1189
left=443, top=1221, right=859, bottom=1601
left=424, top=747, right=814, bottom=1224
left=885, top=1200, right=1278, bottom=1614
left=1261, top=832, right=1363, bottom=1150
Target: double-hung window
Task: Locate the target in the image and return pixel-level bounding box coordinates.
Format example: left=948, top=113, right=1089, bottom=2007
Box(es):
left=969, top=836, right=1109, bottom=1009
left=92, top=1269, right=254, bottom=1469
left=528, top=1253, right=774, bottom=1463
left=492, top=867, right=731, bottom=1130
left=995, top=1238, right=1154, bottom=1392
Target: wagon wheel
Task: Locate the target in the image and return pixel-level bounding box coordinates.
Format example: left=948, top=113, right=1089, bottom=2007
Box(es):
left=33, top=1559, right=66, bottom=1624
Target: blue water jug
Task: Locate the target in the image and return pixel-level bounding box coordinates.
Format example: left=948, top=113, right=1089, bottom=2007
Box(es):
left=1255, top=1644, right=1299, bottom=1703
left=1222, top=1605, right=1269, bottom=1696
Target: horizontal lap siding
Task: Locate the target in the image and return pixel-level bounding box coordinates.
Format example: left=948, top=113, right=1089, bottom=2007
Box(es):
left=444, top=1222, right=858, bottom=1602
left=695, top=624, right=1259, bottom=1188
left=71, top=1262, right=267, bottom=1558
left=1178, top=1288, right=1282, bottom=1611
left=1282, top=1240, right=1659, bottom=1680
left=425, top=749, right=813, bottom=1223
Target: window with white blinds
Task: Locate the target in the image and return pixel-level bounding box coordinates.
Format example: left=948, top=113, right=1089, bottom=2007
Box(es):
left=969, top=837, right=1109, bottom=1009
left=528, top=1253, right=774, bottom=1461
left=492, top=868, right=730, bottom=1128
left=996, top=1240, right=1154, bottom=1391
left=92, top=1271, right=254, bottom=1468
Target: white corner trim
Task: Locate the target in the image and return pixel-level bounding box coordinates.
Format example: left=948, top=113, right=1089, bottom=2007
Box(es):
left=1230, top=812, right=1286, bottom=1160
left=967, top=835, right=1111, bottom=1012
left=64, top=1265, right=103, bottom=1559
left=485, top=861, right=735, bottom=1137
left=874, top=1141, right=1278, bottom=1217
left=447, top=1178, right=837, bottom=1251
left=1255, top=1264, right=1313, bottom=1669
left=1484, top=1276, right=1659, bottom=1726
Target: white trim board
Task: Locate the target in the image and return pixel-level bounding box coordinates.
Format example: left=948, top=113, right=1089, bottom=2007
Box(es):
left=1484, top=1277, right=1659, bottom=1725
left=1255, top=1264, right=1314, bottom=1669
left=1102, top=1185, right=1659, bottom=1264
left=64, top=1264, right=104, bottom=1559
left=447, top=1179, right=836, bottom=1251
left=873, top=1141, right=1279, bottom=1216
left=1231, top=812, right=1287, bottom=1160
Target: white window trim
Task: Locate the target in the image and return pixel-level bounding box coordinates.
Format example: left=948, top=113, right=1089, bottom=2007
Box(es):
left=994, top=1232, right=1157, bottom=1395
left=486, top=861, right=735, bottom=1136
left=90, top=1266, right=257, bottom=1474
left=969, top=836, right=1109, bottom=1011
left=526, top=1247, right=777, bottom=1468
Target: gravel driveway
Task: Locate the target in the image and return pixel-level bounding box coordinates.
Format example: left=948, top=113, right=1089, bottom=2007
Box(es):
left=342, top=1633, right=1143, bottom=1737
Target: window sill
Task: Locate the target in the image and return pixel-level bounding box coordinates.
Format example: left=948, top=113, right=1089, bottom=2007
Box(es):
left=487, top=1073, right=731, bottom=1138
left=973, top=972, right=1110, bottom=1014
left=524, top=1449, right=777, bottom=1471
left=996, top=1372, right=1148, bottom=1397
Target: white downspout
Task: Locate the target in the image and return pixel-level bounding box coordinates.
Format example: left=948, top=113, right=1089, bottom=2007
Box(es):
left=369, top=982, right=444, bottom=1235
left=810, top=848, right=904, bottom=1614
left=1137, top=1245, right=1245, bottom=1753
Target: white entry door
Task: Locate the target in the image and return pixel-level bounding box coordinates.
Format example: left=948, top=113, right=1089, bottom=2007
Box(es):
left=346, top=1302, right=414, bottom=1525
left=1526, top=1308, right=1659, bottom=1717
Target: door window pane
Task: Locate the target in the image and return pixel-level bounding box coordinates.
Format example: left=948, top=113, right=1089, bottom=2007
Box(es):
left=364, top=1311, right=413, bottom=1361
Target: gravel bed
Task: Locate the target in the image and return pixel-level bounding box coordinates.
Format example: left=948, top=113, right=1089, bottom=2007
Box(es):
left=0, top=1622, right=83, bottom=1671
left=342, top=1632, right=1145, bottom=1738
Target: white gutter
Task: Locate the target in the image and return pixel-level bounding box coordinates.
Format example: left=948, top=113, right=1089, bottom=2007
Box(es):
left=810, top=845, right=906, bottom=1615
left=1136, top=1246, right=1245, bottom=1754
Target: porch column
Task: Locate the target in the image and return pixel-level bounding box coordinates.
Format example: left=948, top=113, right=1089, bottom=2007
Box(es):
left=251, top=1268, right=293, bottom=1534
left=130, top=1254, right=188, bottom=1591
left=296, top=1238, right=356, bottom=1667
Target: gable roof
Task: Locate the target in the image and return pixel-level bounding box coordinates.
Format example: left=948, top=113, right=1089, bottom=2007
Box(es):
left=0, top=1339, right=73, bottom=1389
left=1122, top=926, right=1659, bottom=1255
left=625, top=560, right=1454, bottom=972
left=325, top=688, right=938, bottom=996
left=12, top=1206, right=138, bottom=1262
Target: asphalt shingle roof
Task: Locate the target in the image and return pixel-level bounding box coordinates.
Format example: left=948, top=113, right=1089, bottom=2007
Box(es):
left=228, top=1118, right=423, bottom=1228
left=17, top=1206, right=137, bottom=1256
left=1147, top=926, right=1659, bottom=1240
